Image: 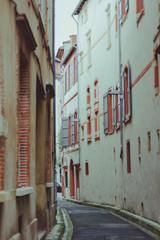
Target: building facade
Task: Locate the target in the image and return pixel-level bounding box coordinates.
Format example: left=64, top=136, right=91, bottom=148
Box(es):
left=0, top=0, right=55, bottom=239
left=57, top=36, right=80, bottom=200
left=70, top=0, right=160, bottom=224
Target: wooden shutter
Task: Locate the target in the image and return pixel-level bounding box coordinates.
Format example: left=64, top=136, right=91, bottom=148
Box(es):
left=128, top=62, right=132, bottom=118
left=136, top=0, right=143, bottom=13
left=62, top=117, right=68, bottom=148
left=71, top=114, right=75, bottom=145
left=103, top=93, right=108, bottom=134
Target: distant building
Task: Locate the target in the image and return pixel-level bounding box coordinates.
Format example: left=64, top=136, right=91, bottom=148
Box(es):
left=71, top=0, right=160, bottom=224
left=0, top=0, right=55, bottom=239
left=57, top=35, right=80, bottom=200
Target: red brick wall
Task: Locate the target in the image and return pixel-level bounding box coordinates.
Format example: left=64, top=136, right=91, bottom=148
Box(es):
left=17, top=51, right=30, bottom=187
left=0, top=37, right=5, bottom=190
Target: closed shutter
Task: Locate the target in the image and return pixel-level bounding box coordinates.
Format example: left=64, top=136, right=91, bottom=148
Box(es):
left=103, top=93, right=108, bottom=134
left=125, top=0, right=129, bottom=13
left=118, top=0, right=123, bottom=24
left=71, top=114, right=75, bottom=145
left=128, top=62, right=132, bottom=118
left=121, top=72, right=125, bottom=122
left=62, top=117, right=68, bottom=148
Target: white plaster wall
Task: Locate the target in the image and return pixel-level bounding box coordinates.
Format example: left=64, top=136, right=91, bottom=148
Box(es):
left=77, top=0, right=160, bottom=223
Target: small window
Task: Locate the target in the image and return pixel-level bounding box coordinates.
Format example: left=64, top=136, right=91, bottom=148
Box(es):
left=87, top=116, right=91, bottom=136
left=86, top=87, right=91, bottom=105
left=138, top=137, right=141, bottom=155
left=126, top=140, right=131, bottom=173
left=147, top=132, right=151, bottom=152
left=154, top=48, right=160, bottom=97
left=85, top=162, right=89, bottom=175
left=65, top=171, right=68, bottom=187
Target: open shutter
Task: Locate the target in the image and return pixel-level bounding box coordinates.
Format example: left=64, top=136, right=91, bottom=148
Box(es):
left=118, top=83, right=121, bottom=123
left=103, top=93, right=109, bottom=134
left=125, top=0, right=129, bottom=13
left=71, top=114, right=75, bottom=145
left=121, top=71, right=125, bottom=122
left=62, top=117, right=68, bottom=148
left=118, top=0, right=123, bottom=24
left=112, top=93, right=116, bottom=130
left=128, top=62, right=132, bottom=118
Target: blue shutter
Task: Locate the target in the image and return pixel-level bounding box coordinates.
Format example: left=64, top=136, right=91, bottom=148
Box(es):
left=118, top=0, right=123, bottom=24
left=128, top=62, right=132, bottom=118
left=61, top=117, right=68, bottom=148
left=121, top=72, right=125, bottom=122
left=112, top=93, right=116, bottom=130
left=125, top=0, right=129, bottom=13
left=71, top=114, right=75, bottom=145
left=103, top=93, right=109, bottom=134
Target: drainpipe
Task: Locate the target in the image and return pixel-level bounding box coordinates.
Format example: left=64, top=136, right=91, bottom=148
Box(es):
left=52, top=0, right=57, bottom=213
left=117, top=1, right=123, bottom=159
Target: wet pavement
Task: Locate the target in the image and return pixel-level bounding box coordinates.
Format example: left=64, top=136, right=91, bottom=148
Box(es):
left=58, top=199, right=155, bottom=240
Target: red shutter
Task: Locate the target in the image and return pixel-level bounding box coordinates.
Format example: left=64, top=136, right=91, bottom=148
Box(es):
left=87, top=119, right=91, bottom=135
left=94, top=89, right=96, bottom=99
left=136, top=0, right=143, bottom=13
left=154, top=64, right=159, bottom=88
left=122, top=0, right=125, bottom=15
left=126, top=141, right=131, bottom=173
left=115, top=3, right=118, bottom=32
left=87, top=95, right=90, bottom=104
left=124, top=71, right=129, bottom=115
left=95, top=117, right=97, bottom=132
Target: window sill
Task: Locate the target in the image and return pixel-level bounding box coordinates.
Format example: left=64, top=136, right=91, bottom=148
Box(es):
left=136, top=9, right=145, bottom=27
left=0, top=191, right=14, bottom=203
left=46, top=182, right=54, bottom=188
left=16, top=187, right=34, bottom=197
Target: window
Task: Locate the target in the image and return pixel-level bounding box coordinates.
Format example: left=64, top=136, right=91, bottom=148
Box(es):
left=106, top=4, right=111, bottom=50
left=94, top=79, right=99, bottom=103
left=103, top=90, right=115, bottom=134
left=154, top=47, right=160, bottom=97
left=115, top=3, right=118, bottom=33
left=126, top=140, right=131, bottom=174
left=65, top=71, right=67, bottom=94
left=115, top=83, right=120, bottom=128
left=81, top=125, right=84, bottom=140
left=71, top=114, right=75, bottom=146
left=70, top=58, right=74, bottom=88
left=147, top=132, right=151, bottom=152
left=95, top=114, right=98, bottom=133
left=122, top=62, right=132, bottom=122
left=87, top=36, right=91, bottom=68
left=65, top=171, right=68, bottom=187
left=86, top=87, right=91, bottom=106
left=87, top=116, right=91, bottom=136
left=85, top=162, right=89, bottom=175
left=118, top=0, right=129, bottom=24
left=74, top=112, right=78, bottom=145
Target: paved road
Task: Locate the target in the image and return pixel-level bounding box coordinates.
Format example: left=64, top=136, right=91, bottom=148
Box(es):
left=58, top=200, right=155, bottom=240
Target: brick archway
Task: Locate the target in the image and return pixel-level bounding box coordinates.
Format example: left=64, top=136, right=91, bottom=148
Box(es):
left=70, top=159, right=75, bottom=197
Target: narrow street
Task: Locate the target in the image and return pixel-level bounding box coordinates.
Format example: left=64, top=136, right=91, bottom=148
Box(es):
left=58, top=199, right=155, bottom=240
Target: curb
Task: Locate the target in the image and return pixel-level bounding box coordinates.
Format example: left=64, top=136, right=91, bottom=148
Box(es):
left=65, top=198, right=160, bottom=239
left=45, top=207, right=65, bottom=240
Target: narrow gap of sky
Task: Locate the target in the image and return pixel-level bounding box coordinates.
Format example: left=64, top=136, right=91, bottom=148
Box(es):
left=55, top=0, right=79, bottom=54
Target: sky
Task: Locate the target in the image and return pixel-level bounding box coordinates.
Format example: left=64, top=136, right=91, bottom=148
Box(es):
left=55, top=0, right=79, bottom=54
